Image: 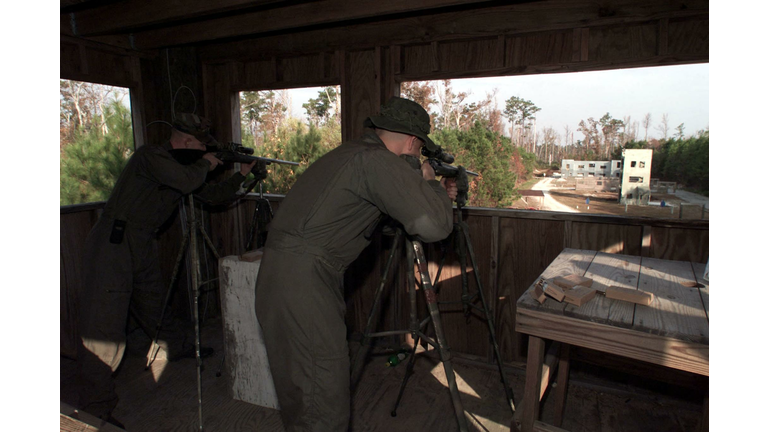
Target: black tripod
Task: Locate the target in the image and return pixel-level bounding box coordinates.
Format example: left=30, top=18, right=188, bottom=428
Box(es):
left=146, top=194, right=219, bottom=432
left=443, top=203, right=516, bottom=415
left=350, top=226, right=470, bottom=432
left=244, top=181, right=273, bottom=251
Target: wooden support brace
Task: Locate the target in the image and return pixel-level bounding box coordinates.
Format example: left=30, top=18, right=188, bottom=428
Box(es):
left=539, top=341, right=561, bottom=400
left=513, top=341, right=562, bottom=431
left=606, top=285, right=654, bottom=306
left=552, top=344, right=571, bottom=427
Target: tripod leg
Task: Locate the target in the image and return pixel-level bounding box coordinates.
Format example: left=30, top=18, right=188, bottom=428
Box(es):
left=187, top=195, right=205, bottom=432
left=455, top=224, right=471, bottom=319
left=412, top=240, right=469, bottom=432
left=245, top=198, right=261, bottom=251
left=350, top=230, right=402, bottom=392
left=390, top=335, right=420, bottom=417
left=199, top=223, right=221, bottom=261
left=462, top=225, right=516, bottom=414
left=146, top=226, right=190, bottom=370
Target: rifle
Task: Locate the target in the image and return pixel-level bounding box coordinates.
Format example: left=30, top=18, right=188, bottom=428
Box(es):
left=421, top=146, right=478, bottom=207
left=421, top=147, right=479, bottom=178
left=208, top=142, right=299, bottom=169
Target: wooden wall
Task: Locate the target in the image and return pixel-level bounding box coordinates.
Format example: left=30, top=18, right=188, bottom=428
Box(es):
left=61, top=201, right=708, bottom=363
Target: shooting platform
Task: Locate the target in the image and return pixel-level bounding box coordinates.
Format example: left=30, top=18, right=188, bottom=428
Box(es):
left=219, top=250, right=280, bottom=410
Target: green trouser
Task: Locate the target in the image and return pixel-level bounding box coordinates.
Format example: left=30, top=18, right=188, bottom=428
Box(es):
left=255, top=243, right=350, bottom=432
left=77, top=218, right=189, bottom=418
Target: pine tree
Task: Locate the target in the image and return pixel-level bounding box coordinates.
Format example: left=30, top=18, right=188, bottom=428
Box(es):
left=60, top=101, right=134, bottom=205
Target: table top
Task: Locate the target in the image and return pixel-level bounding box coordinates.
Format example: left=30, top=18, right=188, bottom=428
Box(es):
left=515, top=248, right=709, bottom=375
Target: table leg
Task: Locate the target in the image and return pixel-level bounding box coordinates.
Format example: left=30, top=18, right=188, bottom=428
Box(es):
left=699, top=392, right=708, bottom=432
left=553, top=343, right=571, bottom=427
left=521, top=335, right=546, bottom=432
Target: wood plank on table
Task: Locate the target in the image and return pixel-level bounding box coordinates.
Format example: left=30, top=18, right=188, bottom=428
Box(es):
left=563, top=252, right=640, bottom=328
left=517, top=249, right=597, bottom=315
left=516, top=308, right=708, bottom=375
left=633, top=258, right=708, bottom=344
left=691, top=262, right=709, bottom=321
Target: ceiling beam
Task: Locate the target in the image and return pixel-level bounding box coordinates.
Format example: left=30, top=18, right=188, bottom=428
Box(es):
left=110, top=0, right=512, bottom=49
left=193, top=0, right=708, bottom=61
left=66, top=0, right=302, bottom=36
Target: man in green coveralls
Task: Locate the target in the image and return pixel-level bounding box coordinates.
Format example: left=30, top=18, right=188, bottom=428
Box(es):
left=255, top=97, right=458, bottom=431
left=76, top=113, right=257, bottom=424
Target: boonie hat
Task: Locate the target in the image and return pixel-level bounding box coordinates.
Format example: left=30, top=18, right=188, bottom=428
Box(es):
left=363, top=97, right=437, bottom=151
left=173, top=112, right=219, bottom=145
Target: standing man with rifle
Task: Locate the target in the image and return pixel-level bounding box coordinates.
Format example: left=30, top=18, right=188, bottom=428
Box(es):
left=254, top=97, right=458, bottom=431
left=76, top=113, right=256, bottom=427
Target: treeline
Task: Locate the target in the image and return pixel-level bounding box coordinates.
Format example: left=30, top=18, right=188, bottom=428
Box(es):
left=243, top=82, right=537, bottom=208
left=60, top=80, right=134, bottom=205
left=61, top=78, right=705, bottom=207
left=602, top=132, right=708, bottom=194
left=652, top=132, right=709, bottom=194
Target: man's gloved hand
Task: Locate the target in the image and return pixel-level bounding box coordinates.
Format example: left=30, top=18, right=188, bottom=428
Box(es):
left=202, top=153, right=223, bottom=171
left=441, top=177, right=458, bottom=201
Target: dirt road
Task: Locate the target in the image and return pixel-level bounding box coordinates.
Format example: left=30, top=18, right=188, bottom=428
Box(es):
left=531, top=178, right=578, bottom=213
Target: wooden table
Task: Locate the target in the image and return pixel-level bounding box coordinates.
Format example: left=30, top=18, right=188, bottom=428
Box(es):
left=513, top=248, right=709, bottom=432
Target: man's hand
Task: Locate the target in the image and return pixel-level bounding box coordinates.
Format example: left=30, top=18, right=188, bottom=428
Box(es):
left=202, top=153, right=223, bottom=171
left=240, top=159, right=258, bottom=176
left=441, top=177, right=458, bottom=201
left=420, top=160, right=436, bottom=181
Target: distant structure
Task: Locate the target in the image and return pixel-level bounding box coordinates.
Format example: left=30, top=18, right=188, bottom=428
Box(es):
left=618, top=149, right=653, bottom=205
left=560, top=159, right=622, bottom=178
left=559, top=149, right=654, bottom=205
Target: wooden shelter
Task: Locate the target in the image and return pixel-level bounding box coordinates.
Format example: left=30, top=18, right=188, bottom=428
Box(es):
left=60, top=1, right=709, bottom=430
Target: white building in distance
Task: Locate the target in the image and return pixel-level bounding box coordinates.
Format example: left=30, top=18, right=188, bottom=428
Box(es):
left=560, top=148, right=654, bottom=205
left=560, top=159, right=622, bottom=178
left=619, top=149, right=653, bottom=205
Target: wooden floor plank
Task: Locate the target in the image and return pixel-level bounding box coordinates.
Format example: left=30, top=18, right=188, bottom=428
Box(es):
left=564, top=252, right=641, bottom=327
left=633, top=258, right=709, bottom=344
left=61, top=314, right=704, bottom=431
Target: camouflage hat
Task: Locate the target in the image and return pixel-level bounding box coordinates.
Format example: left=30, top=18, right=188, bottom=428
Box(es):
left=172, top=112, right=219, bottom=145
left=363, top=97, right=437, bottom=151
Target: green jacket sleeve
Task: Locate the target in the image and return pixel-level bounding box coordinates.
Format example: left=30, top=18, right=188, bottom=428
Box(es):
left=363, top=150, right=453, bottom=243
left=194, top=172, right=247, bottom=205
left=139, top=146, right=211, bottom=194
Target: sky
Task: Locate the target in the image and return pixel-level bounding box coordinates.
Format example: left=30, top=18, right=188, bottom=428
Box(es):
left=286, top=63, right=709, bottom=142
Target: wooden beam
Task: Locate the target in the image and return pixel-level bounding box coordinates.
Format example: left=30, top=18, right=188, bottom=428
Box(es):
left=67, top=0, right=294, bottom=36
left=186, top=0, right=707, bottom=55
left=127, top=0, right=515, bottom=49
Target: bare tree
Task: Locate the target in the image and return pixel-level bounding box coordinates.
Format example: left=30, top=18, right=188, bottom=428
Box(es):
left=642, top=113, right=652, bottom=141
left=541, top=127, right=559, bottom=164
left=655, top=113, right=670, bottom=140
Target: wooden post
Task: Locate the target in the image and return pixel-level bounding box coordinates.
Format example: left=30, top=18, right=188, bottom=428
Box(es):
left=552, top=344, right=571, bottom=427
left=520, top=336, right=546, bottom=432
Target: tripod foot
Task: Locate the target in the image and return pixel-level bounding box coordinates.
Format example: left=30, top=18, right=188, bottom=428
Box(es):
left=391, top=411, right=397, bottom=417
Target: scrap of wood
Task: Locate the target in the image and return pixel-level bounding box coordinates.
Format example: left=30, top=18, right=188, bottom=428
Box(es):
left=563, top=285, right=597, bottom=307
left=543, top=281, right=565, bottom=302
left=239, top=250, right=264, bottom=262
left=605, top=285, right=654, bottom=306
left=551, top=274, right=593, bottom=289
left=530, top=283, right=547, bottom=304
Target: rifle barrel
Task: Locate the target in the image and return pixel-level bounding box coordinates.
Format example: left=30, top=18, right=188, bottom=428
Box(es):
left=259, top=156, right=300, bottom=166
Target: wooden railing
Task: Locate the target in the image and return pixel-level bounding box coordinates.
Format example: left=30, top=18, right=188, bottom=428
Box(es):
left=61, top=197, right=708, bottom=365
